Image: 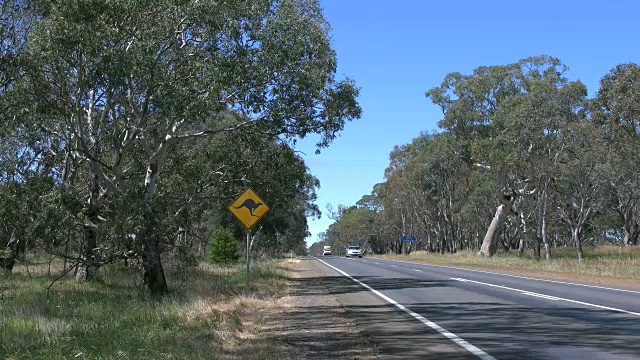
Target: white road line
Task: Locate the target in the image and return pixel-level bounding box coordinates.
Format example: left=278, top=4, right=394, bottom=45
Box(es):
left=373, top=262, right=380, bottom=265
left=390, top=264, right=397, bottom=267
left=374, top=257, right=640, bottom=294
left=451, top=277, right=640, bottom=316
left=413, top=269, right=422, bottom=272
left=520, top=292, right=560, bottom=301
left=315, top=258, right=496, bottom=360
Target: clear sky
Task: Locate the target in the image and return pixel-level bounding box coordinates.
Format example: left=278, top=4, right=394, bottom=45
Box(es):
left=296, top=0, right=640, bottom=246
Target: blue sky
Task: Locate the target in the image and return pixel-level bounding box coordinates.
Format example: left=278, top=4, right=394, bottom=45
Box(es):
left=296, top=0, right=640, bottom=246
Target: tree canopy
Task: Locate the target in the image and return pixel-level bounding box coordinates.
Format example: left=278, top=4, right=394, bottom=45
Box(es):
left=316, top=56, right=639, bottom=261
left=0, top=0, right=361, bottom=294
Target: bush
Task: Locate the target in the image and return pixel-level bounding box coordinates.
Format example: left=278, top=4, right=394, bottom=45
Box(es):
left=209, top=228, right=239, bottom=264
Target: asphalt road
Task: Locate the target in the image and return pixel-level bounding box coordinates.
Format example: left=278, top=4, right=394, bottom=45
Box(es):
left=308, top=255, right=640, bottom=360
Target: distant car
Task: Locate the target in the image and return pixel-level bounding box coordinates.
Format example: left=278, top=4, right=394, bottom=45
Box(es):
left=346, top=245, right=362, bottom=258
left=323, top=246, right=331, bottom=256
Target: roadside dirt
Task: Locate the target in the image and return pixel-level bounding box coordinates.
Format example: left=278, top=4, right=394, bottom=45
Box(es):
left=261, top=259, right=377, bottom=360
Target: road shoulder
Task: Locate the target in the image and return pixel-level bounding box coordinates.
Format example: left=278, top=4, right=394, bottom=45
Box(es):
left=261, top=258, right=377, bottom=360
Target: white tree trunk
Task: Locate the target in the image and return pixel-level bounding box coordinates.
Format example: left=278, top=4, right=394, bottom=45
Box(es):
left=574, top=227, right=583, bottom=262
left=479, top=195, right=514, bottom=257
left=77, top=167, right=100, bottom=281
left=541, top=178, right=551, bottom=263
left=622, top=207, right=634, bottom=247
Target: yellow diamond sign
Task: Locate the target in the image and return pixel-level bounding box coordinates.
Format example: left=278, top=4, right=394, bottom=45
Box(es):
left=228, top=188, right=270, bottom=229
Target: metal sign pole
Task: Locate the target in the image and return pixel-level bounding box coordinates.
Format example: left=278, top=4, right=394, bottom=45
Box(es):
left=227, top=188, right=269, bottom=292
left=246, top=230, right=250, bottom=291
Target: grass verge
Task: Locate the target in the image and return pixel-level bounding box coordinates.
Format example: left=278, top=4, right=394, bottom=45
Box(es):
left=373, top=245, right=640, bottom=287
left=1, top=260, right=288, bottom=360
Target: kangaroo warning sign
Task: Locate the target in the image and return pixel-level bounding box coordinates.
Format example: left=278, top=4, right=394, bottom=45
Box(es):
left=228, top=188, right=270, bottom=229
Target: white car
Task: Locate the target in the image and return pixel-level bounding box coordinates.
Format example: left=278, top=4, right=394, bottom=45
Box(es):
left=346, top=245, right=362, bottom=258
left=323, top=246, right=331, bottom=256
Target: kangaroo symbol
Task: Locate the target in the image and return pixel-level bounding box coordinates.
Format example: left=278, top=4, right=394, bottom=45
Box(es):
left=234, top=198, right=263, bottom=217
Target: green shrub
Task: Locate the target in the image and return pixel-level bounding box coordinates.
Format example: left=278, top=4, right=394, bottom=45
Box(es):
left=209, top=228, right=239, bottom=264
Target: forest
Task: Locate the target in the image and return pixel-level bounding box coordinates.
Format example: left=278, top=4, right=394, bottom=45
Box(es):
left=0, top=0, right=361, bottom=294
left=312, top=56, right=640, bottom=262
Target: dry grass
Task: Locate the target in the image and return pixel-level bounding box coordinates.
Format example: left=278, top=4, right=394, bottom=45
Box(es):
left=374, top=245, right=640, bottom=284
left=0, top=259, right=289, bottom=360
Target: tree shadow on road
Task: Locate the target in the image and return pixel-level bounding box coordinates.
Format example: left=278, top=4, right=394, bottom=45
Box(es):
left=278, top=262, right=640, bottom=360
left=288, top=275, right=452, bottom=296
left=402, top=301, right=640, bottom=360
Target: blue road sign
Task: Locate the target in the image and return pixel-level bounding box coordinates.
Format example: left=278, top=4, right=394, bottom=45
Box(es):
left=402, top=237, right=417, bottom=242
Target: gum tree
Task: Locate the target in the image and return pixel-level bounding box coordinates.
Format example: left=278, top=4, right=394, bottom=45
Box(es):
left=12, top=0, right=361, bottom=293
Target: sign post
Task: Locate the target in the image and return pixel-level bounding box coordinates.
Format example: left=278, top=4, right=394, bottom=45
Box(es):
left=246, top=230, right=250, bottom=290
left=228, top=188, right=270, bottom=291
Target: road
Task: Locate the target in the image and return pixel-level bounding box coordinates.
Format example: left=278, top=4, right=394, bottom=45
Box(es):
left=307, top=255, right=640, bottom=360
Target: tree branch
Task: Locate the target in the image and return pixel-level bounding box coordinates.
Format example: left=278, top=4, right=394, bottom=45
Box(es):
left=473, top=162, right=492, bottom=170
left=137, top=133, right=155, bottom=157
left=172, top=118, right=256, bottom=141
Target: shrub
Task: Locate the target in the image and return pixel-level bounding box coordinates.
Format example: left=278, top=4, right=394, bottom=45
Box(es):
left=209, top=228, right=239, bottom=264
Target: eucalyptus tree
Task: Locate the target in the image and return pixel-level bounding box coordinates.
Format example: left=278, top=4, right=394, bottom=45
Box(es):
left=335, top=206, right=377, bottom=251
left=413, top=133, right=472, bottom=253
left=0, top=0, right=36, bottom=92
left=322, top=57, right=639, bottom=261
left=554, top=122, right=606, bottom=261
left=1, top=1, right=41, bottom=269
left=10, top=0, right=360, bottom=293
left=591, top=63, right=640, bottom=246
left=159, top=127, right=323, bottom=260
left=426, top=55, right=582, bottom=257
left=319, top=205, right=372, bottom=254
left=241, top=151, right=321, bottom=257
left=319, top=207, right=354, bottom=255
left=356, top=184, right=388, bottom=253
left=382, top=142, right=421, bottom=254
left=494, top=77, right=588, bottom=260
